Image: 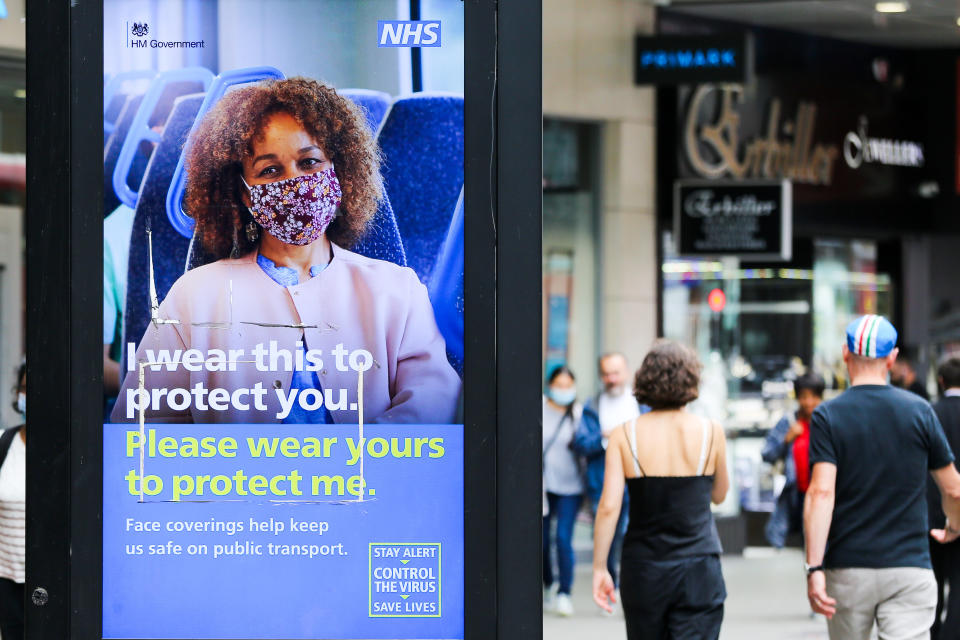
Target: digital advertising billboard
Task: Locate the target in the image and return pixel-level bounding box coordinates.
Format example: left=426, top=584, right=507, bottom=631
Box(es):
left=101, top=1, right=465, bottom=637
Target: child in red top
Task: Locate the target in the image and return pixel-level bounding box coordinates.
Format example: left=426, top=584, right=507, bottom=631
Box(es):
left=762, top=373, right=825, bottom=547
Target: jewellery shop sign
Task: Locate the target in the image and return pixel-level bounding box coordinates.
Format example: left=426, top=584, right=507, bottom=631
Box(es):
left=674, top=180, right=792, bottom=261
left=678, top=84, right=929, bottom=201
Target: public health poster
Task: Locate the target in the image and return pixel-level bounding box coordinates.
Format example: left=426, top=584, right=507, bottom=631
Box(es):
left=102, top=1, right=464, bottom=637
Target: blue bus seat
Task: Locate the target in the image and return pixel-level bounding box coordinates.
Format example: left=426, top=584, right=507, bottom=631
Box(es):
left=427, top=189, right=464, bottom=376
left=103, top=94, right=147, bottom=217
left=350, top=196, right=407, bottom=266
left=104, top=69, right=156, bottom=138
left=123, top=93, right=206, bottom=358
left=334, top=89, right=404, bottom=265
left=112, top=69, right=214, bottom=210
left=377, top=92, right=464, bottom=282
left=166, top=67, right=285, bottom=239
left=104, top=92, right=130, bottom=146
left=339, top=89, right=391, bottom=133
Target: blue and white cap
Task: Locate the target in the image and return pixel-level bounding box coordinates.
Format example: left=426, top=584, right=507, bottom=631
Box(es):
left=846, top=315, right=898, bottom=358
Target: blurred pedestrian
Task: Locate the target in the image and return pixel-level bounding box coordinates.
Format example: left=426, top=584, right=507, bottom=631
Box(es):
left=542, top=365, right=584, bottom=617
left=762, top=373, right=825, bottom=548
left=573, top=352, right=647, bottom=595
left=593, top=340, right=729, bottom=639
left=929, top=356, right=960, bottom=640
left=0, top=361, right=25, bottom=640
left=892, top=355, right=930, bottom=401
left=804, top=315, right=960, bottom=640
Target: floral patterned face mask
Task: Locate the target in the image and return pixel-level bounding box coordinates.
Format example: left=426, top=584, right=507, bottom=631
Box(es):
left=242, top=167, right=342, bottom=246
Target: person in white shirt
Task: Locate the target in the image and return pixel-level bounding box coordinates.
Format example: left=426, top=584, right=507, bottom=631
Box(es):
left=573, top=353, right=647, bottom=593
left=0, top=361, right=25, bottom=640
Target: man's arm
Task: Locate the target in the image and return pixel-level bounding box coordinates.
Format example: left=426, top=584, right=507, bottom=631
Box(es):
left=572, top=403, right=605, bottom=458
left=931, top=464, right=960, bottom=543
left=926, top=405, right=960, bottom=543
left=804, top=462, right=837, bottom=618
left=761, top=417, right=790, bottom=464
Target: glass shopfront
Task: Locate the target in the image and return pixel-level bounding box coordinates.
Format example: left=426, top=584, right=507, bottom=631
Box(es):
left=661, top=234, right=893, bottom=520
left=654, top=10, right=960, bottom=542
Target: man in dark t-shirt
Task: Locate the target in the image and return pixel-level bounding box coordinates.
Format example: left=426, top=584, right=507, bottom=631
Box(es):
left=804, top=315, right=960, bottom=640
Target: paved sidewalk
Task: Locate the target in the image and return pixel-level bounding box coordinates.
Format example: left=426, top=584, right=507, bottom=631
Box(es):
left=543, top=548, right=829, bottom=640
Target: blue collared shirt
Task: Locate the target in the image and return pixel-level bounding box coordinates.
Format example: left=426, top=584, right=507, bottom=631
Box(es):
left=256, top=253, right=332, bottom=424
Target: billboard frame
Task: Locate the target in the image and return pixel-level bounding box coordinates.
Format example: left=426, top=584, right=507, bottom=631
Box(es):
left=25, top=1, right=542, bottom=639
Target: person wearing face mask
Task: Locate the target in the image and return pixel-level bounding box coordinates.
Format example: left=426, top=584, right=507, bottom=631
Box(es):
left=542, top=365, right=584, bottom=617
left=573, top=352, right=647, bottom=601
left=111, top=78, right=460, bottom=425
left=0, top=361, right=26, bottom=639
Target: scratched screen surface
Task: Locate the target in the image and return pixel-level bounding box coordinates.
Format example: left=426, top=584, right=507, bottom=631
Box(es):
left=102, top=1, right=465, bottom=637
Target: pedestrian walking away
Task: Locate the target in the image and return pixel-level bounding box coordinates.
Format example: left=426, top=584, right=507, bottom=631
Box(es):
left=763, top=373, right=825, bottom=549
left=573, top=352, right=647, bottom=594
left=542, top=365, right=585, bottom=617
left=804, top=315, right=960, bottom=640
left=593, top=340, right=729, bottom=640
left=929, top=355, right=960, bottom=640
left=892, top=355, right=931, bottom=401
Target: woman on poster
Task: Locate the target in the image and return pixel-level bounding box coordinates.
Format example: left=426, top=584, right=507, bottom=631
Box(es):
left=112, top=78, right=461, bottom=425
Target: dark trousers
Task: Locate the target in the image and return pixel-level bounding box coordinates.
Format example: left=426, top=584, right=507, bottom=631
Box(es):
left=543, top=492, right=581, bottom=595
left=591, top=494, right=629, bottom=587
left=932, top=540, right=960, bottom=640
left=0, top=577, right=24, bottom=640
left=620, top=554, right=725, bottom=640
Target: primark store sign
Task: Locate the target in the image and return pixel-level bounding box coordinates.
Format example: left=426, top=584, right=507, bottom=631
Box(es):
left=635, top=34, right=750, bottom=85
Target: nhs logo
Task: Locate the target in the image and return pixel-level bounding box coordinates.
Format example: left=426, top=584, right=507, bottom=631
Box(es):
left=378, top=20, right=441, bottom=47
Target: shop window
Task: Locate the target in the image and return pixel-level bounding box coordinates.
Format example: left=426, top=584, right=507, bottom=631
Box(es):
left=542, top=119, right=600, bottom=391
left=661, top=234, right=892, bottom=520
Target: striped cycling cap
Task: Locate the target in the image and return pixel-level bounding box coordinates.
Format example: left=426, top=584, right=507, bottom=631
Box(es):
left=846, top=315, right=898, bottom=358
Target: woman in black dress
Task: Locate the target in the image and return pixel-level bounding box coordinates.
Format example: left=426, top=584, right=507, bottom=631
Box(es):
left=592, top=340, right=730, bottom=639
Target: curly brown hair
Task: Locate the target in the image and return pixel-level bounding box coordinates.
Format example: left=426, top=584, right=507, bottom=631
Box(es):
left=183, top=77, right=382, bottom=259
left=634, top=339, right=702, bottom=410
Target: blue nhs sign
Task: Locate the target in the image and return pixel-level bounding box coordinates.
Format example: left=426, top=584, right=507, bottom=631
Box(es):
left=378, top=20, right=442, bottom=47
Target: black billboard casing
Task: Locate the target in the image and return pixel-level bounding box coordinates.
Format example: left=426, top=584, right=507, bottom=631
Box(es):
left=26, top=1, right=543, bottom=639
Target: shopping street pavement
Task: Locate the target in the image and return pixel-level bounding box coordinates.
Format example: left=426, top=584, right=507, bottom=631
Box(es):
left=543, top=546, right=829, bottom=640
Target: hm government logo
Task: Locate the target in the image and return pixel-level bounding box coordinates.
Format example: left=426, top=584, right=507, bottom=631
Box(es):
left=126, top=20, right=205, bottom=50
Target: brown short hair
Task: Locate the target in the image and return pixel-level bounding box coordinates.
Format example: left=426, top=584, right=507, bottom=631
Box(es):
left=633, top=339, right=702, bottom=410
left=184, top=77, right=382, bottom=259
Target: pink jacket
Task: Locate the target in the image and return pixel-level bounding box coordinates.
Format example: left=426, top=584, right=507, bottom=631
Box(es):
left=111, top=245, right=461, bottom=424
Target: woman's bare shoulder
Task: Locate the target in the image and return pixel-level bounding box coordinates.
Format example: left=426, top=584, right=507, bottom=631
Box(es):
left=608, top=419, right=636, bottom=448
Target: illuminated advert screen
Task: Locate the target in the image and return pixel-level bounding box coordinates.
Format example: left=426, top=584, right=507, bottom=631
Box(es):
left=102, top=1, right=465, bottom=637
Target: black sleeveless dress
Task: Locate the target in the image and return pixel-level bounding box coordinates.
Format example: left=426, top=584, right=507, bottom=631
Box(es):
left=618, top=418, right=726, bottom=640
